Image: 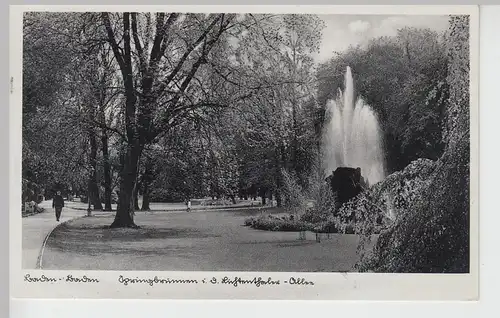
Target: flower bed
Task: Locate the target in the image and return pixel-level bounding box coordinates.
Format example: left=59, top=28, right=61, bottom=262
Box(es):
left=243, top=214, right=314, bottom=232
left=244, top=214, right=351, bottom=234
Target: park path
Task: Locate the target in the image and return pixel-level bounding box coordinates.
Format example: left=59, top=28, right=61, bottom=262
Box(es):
left=22, top=200, right=88, bottom=269
left=23, top=199, right=262, bottom=269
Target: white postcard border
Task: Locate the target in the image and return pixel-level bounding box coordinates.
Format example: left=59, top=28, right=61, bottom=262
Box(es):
left=9, top=4, right=480, bottom=300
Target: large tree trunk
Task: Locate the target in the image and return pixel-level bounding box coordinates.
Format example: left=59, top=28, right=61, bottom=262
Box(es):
left=108, top=13, right=140, bottom=228
left=101, top=127, right=112, bottom=211
left=275, top=147, right=284, bottom=208
left=291, top=108, right=298, bottom=174
left=141, top=159, right=153, bottom=211
left=110, top=142, right=142, bottom=228
left=275, top=189, right=282, bottom=207
left=259, top=187, right=267, bottom=205
left=88, top=131, right=103, bottom=211
left=133, top=183, right=140, bottom=210
left=290, top=45, right=299, bottom=175
left=141, top=184, right=150, bottom=211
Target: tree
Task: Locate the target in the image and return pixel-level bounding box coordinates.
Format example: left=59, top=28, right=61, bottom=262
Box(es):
left=100, top=12, right=245, bottom=227
left=140, top=155, right=153, bottom=211
left=229, top=14, right=324, bottom=206
left=22, top=13, right=91, bottom=199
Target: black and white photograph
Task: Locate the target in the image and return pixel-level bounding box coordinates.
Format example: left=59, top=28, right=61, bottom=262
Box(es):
left=11, top=5, right=478, bottom=300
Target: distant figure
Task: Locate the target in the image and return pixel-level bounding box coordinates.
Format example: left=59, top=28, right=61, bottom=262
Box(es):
left=186, top=199, right=191, bottom=212
left=52, top=191, right=65, bottom=222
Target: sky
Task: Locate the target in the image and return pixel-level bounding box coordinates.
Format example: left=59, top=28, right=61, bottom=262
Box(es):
left=313, top=15, right=450, bottom=63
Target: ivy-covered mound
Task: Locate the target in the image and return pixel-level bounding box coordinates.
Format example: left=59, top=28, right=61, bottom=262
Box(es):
left=335, top=158, right=437, bottom=235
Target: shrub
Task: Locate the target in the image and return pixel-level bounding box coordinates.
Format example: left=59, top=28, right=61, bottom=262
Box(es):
left=313, top=218, right=339, bottom=233
left=149, top=189, right=184, bottom=203
left=300, top=208, right=329, bottom=224
left=281, top=169, right=308, bottom=217
left=35, top=194, right=44, bottom=204
left=244, top=215, right=314, bottom=232
left=304, top=162, right=337, bottom=218
left=201, top=198, right=235, bottom=206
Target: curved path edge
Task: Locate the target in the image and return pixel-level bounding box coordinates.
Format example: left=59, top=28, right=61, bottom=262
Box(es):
left=36, top=215, right=86, bottom=269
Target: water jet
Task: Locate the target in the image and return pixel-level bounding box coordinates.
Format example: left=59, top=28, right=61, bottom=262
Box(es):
left=323, top=66, right=385, bottom=202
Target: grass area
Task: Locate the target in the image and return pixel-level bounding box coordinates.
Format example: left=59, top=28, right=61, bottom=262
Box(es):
left=43, top=208, right=367, bottom=272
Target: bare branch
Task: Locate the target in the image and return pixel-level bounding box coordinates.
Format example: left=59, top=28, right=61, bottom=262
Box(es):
left=131, top=13, right=146, bottom=74
left=101, top=12, right=126, bottom=75
left=157, top=13, right=180, bottom=64
left=148, top=13, right=166, bottom=67
left=159, top=15, right=222, bottom=91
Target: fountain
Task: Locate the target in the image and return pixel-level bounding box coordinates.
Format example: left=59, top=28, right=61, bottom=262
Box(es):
left=322, top=66, right=385, bottom=193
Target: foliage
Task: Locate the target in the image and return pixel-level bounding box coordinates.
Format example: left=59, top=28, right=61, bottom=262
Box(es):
left=22, top=13, right=121, bottom=205
left=148, top=189, right=185, bottom=203
left=312, top=217, right=346, bottom=234
left=200, top=198, right=237, bottom=206
left=355, top=16, right=470, bottom=273
left=300, top=208, right=329, bottom=224
left=280, top=169, right=308, bottom=216
left=305, top=158, right=337, bottom=215
left=231, top=14, right=326, bottom=202
left=22, top=178, right=44, bottom=204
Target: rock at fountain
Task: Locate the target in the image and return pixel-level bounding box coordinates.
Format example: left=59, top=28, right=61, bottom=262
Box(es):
left=326, top=167, right=367, bottom=208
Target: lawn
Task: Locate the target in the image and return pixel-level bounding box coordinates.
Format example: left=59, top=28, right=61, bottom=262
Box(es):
left=43, top=208, right=371, bottom=272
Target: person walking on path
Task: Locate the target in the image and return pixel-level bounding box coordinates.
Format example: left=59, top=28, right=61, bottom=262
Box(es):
left=52, top=191, right=64, bottom=222
left=186, top=198, right=191, bottom=212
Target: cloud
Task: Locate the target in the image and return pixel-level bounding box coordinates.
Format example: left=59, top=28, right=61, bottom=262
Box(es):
left=236, top=14, right=246, bottom=22
left=315, top=28, right=357, bottom=62
left=372, top=16, right=448, bottom=38
left=348, top=20, right=371, bottom=34
left=315, top=15, right=449, bottom=63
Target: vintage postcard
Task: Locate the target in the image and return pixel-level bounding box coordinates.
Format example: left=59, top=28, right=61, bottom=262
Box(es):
left=10, top=5, right=479, bottom=300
